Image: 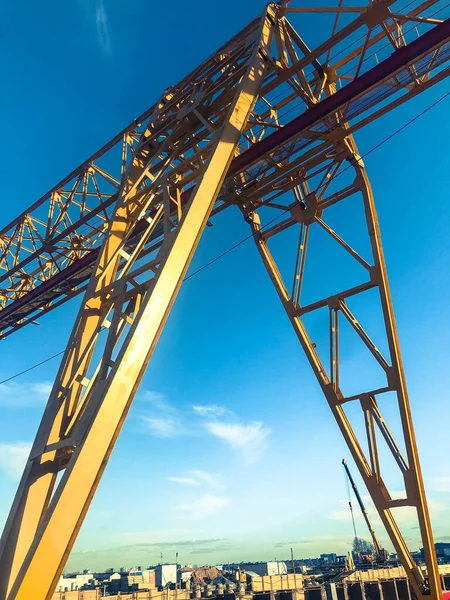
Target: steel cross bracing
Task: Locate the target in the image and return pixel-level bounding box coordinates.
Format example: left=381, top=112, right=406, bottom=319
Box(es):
left=1, top=0, right=448, bottom=338
left=0, top=1, right=448, bottom=599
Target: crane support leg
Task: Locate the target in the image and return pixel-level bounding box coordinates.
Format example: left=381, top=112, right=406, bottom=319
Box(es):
left=241, top=140, right=440, bottom=600
left=0, top=8, right=276, bottom=599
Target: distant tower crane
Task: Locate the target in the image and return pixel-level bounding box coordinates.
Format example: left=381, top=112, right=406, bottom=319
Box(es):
left=342, top=459, right=388, bottom=563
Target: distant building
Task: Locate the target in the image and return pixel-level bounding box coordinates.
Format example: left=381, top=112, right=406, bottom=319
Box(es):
left=105, top=570, right=155, bottom=594
left=56, top=572, right=94, bottom=592
left=107, top=572, right=127, bottom=595
left=435, top=543, right=450, bottom=561
left=125, top=569, right=156, bottom=590
left=144, top=569, right=156, bottom=585
left=420, top=543, right=450, bottom=564
left=180, top=567, right=194, bottom=584
left=56, top=576, right=77, bottom=593
left=156, top=564, right=177, bottom=587
left=238, top=562, right=287, bottom=576
left=267, top=561, right=288, bottom=576
left=320, top=554, right=337, bottom=564
left=295, top=558, right=321, bottom=568
left=245, top=571, right=262, bottom=580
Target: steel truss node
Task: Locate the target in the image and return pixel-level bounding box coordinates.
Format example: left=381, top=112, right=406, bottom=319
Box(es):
left=240, top=141, right=438, bottom=600
left=0, top=2, right=449, bottom=599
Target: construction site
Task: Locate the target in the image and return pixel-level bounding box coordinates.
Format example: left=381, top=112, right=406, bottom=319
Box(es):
left=47, top=567, right=450, bottom=600
left=0, top=1, right=449, bottom=599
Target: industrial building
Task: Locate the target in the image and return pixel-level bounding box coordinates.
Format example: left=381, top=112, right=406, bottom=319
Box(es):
left=156, top=564, right=178, bottom=588
left=239, top=562, right=288, bottom=577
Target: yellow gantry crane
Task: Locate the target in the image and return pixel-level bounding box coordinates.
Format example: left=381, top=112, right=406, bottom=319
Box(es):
left=0, top=2, right=448, bottom=599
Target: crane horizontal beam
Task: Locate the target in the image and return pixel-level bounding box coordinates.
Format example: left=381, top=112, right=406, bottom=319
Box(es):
left=1, top=11, right=448, bottom=338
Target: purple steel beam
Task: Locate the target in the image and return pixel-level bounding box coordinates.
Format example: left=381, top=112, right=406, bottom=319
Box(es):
left=230, top=18, right=450, bottom=175
left=1, top=18, right=449, bottom=332
left=0, top=220, right=149, bottom=329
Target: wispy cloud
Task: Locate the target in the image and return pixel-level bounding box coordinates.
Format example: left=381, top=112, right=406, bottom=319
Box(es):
left=190, top=470, right=225, bottom=489
left=192, top=405, right=227, bottom=417
left=95, top=0, right=111, bottom=55
left=139, top=390, right=187, bottom=438
left=33, top=382, right=52, bottom=396
left=168, top=476, right=199, bottom=485
left=204, top=421, right=270, bottom=464
left=141, top=417, right=181, bottom=438
left=168, top=470, right=225, bottom=489
left=139, top=392, right=271, bottom=460
left=68, top=535, right=233, bottom=566
left=0, top=381, right=52, bottom=407
left=192, top=404, right=271, bottom=464
left=430, top=477, right=450, bottom=493
left=274, top=540, right=311, bottom=548
left=177, top=494, right=229, bottom=519
left=141, top=391, right=171, bottom=411
left=0, top=441, right=31, bottom=480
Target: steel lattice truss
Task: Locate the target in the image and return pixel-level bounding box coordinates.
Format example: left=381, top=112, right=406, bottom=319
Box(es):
left=0, top=2, right=449, bottom=600
left=1, top=0, right=448, bottom=338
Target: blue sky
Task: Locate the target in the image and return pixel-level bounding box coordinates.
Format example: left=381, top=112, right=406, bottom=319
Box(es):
left=0, top=0, right=449, bottom=573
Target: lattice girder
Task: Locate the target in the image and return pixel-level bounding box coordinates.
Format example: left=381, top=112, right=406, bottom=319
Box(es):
left=0, top=7, right=278, bottom=599
left=239, top=138, right=439, bottom=600
left=0, top=0, right=447, bottom=337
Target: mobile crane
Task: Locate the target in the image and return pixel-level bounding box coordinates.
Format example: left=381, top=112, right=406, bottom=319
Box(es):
left=342, top=459, right=389, bottom=565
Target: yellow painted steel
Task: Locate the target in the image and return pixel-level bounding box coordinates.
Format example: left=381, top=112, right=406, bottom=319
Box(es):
left=1, top=8, right=276, bottom=600
left=243, top=154, right=440, bottom=600
left=0, top=3, right=447, bottom=600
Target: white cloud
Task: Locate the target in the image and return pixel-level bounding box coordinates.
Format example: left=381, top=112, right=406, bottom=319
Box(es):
left=430, top=477, right=450, bottom=493
left=329, top=494, right=385, bottom=523
left=141, top=391, right=170, bottom=410
left=168, top=476, right=198, bottom=486
left=0, top=442, right=31, bottom=480
left=192, top=405, right=227, bottom=417
left=177, top=495, right=229, bottom=519
left=0, top=381, right=52, bottom=407
left=204, top=421, right=270, bottom=464
left=139, top=393, right=270, bottom=463
left=32, top=382, right=52, bottom=396
left=141, top=417, right=180, bottom=438
left=422, top=498, right=445, bottom=517
left=329, top=507, right=353, bottom=522
left=189, top=470, right=225, bottom=489
left=168, top=470, right=225, bottom=489
left=139, top=391, right=186, bottom=437
left=95, top=0, right=111, bottom=55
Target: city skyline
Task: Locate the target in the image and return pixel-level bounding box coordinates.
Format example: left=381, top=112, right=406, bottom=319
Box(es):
left=0, top=0, right=449, bottom=577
